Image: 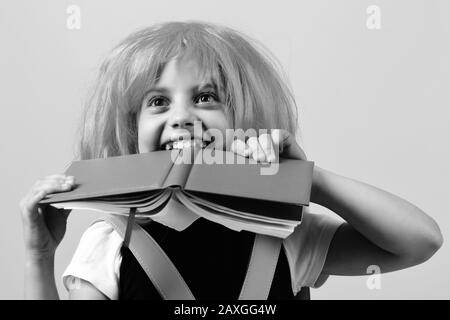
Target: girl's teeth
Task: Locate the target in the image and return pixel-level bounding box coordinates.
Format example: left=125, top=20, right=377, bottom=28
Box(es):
left=165, top=139, right=207, bottom=150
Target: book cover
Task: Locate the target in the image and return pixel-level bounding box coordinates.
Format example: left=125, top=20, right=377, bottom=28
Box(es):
left=40, top=148, right=314, bottom=238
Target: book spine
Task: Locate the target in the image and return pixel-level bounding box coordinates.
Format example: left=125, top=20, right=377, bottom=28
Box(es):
left=161, top=147, right=199, bottom=189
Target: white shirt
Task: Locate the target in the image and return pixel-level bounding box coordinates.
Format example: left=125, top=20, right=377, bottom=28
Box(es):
left=63, top=211, right=343, bottom=300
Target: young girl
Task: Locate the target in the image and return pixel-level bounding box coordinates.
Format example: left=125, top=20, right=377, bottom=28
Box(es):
left=20, top=21, right=443, bottom=300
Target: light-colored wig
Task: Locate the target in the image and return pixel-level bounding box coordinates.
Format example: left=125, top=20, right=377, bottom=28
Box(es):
left=77, top=21, right=299, bottom=160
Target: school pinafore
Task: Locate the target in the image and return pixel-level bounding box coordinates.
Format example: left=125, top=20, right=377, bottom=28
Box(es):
left=100, top=215, right=310, bottom=300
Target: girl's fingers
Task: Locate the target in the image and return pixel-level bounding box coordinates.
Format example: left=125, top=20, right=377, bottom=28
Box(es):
left=30, top=191, right=48, bottom=211
left=258, top=133, right=276, bottom=163
left=246, top=136, right=266, bottom=162
left=271, top=129, right=308, bottom=160
left=230, top=138, right=250, bottom=157
left=22, top=179, right=75, bottom=215
left=20, top=190, right=48, bottom=223
left=45, top=174, right=71, bottom=180
left=32, top=180, right=73, bottom=196
left=43, top=175, right=75, bottom=185
left=270, top=129, right=289, bottom=154
left=39, top=181, right=74, bottom=195
left=231, top=135, right=278, bottom=163
left=231, top=130, right=306, bottom=162
left=31, top=175, right=75, bottom=196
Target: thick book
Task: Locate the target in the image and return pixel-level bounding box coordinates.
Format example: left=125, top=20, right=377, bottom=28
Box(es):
left=40, top=148, right=314, bottom=238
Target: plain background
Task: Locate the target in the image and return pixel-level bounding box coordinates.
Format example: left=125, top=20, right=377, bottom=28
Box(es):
left=1, top=0, right=449, bottom=299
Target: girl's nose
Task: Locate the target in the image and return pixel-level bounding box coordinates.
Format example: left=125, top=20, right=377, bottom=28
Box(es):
left=167, top=104, right=196, bottom=129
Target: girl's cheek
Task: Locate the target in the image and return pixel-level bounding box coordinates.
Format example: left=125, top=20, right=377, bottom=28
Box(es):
left=137, top=134, right=150, bottom=153
left=137, top=124, right=161, bottom=153
left=138, top=136, right=160, bottom=153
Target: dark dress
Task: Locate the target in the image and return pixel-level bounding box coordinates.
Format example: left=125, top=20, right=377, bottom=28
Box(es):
left=118, top=217, right=310, bottom=300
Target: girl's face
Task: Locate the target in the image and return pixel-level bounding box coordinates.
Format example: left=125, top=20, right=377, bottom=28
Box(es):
left=137, top=58, right=231, bottom=153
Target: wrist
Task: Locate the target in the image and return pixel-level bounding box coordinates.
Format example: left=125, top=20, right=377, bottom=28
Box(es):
left=311, top=165, right=327, bottom=205
left=24, top=250, right=58, bottom=300
left=25, top=249, right=55, bottom=266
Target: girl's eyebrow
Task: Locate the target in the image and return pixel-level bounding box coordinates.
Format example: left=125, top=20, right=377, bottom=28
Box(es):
left=144, top=87, right=169, bottom=96
left=144, top=83, right=218, bottom=96
left=196, top=83, right=218, bottom=93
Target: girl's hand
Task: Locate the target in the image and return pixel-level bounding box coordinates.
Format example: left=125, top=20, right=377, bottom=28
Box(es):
left=230, top=129, right=307, bottom=162
left=19, top=175, right=75, bottom=258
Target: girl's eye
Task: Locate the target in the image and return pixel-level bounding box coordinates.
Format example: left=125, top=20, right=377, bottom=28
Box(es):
left=147, top=96, right=169, bottom=108
left=196, top=92, right=218, bottom=105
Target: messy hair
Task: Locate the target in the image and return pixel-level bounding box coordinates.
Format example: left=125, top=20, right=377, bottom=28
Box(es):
left=77, top=21, right=299, bottom=159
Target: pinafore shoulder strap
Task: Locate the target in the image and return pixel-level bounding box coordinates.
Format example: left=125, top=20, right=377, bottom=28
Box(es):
left=97, top=214, right=282, bottom=300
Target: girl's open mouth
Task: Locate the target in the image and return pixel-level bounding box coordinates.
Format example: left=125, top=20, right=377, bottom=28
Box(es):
left=161, top=138, right=212, bottom=150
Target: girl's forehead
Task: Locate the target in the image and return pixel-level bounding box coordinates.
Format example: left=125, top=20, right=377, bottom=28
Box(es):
left=165, top=58, right=203, bottom=78
left=154, top=57, right=222, bottom=91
